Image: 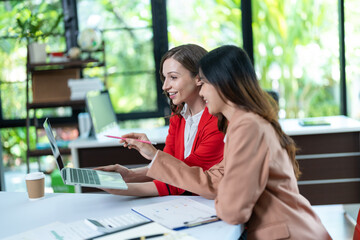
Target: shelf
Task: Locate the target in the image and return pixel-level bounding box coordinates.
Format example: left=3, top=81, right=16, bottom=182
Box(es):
left=28, top=58, right=100, bottom=70
left=27, top=100, right=85, bottom=109
left=27, top=148, right=71, bottom=157
left=25, top=43, right=107, bottom=173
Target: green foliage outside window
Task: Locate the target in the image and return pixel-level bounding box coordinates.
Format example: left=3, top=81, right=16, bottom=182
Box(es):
left=1, top=0, right=359, bottom=170
left=252, top=0, right=340, bottom=118
left=167, top=0, right=242, bottom=50
left=77, top=0, right=156, bottom=114
left=345, top=1, right=360, bottom=120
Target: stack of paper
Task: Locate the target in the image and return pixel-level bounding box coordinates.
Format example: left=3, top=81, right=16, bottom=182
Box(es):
left=68, top=78, right=104, bottom=100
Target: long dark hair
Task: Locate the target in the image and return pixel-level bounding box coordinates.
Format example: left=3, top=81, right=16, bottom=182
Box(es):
left=160, top=44, right=208, bottom=115
left=199, top=45, right=301, bottom=179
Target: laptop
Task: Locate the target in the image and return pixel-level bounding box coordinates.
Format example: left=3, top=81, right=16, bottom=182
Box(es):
left=86, top=90, right=122, bottom=141
left=43, top=118, right=128, bottom=189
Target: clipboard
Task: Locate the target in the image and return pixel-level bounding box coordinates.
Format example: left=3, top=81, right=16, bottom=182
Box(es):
left=131, top=198, right=220, bottom=230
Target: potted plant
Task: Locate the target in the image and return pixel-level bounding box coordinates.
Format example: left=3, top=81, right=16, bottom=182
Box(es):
left=13, top=6, right=63, bottom=63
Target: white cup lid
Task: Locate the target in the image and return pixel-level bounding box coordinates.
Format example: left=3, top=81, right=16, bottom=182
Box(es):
left=25, top=172, right=45, bottom=180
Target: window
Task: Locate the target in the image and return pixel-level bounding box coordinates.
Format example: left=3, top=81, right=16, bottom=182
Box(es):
left=77, top=0, right=165, bottom=122
left=0, top=0, right=65, bottom=121
left=345, top=0, right=360, bottom=120
left=0, top=0, right=359, bottom=191
left=167, top=0, right=242, bottom=50
left=252, top=0, right=340, bottom=119
left=0, top=0, right=65, bottom=167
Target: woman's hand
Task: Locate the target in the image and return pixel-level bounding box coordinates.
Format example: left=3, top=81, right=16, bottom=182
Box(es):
left=94, top=164, right=131, bottom=182
left=120, top=133, right=158, bottom=160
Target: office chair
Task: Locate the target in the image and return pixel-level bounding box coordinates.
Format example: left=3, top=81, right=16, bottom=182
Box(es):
left=266, top=90, right=279, bottom=104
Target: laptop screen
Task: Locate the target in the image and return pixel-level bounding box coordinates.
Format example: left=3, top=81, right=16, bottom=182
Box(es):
left=86, top=90, right=118, bottom=135
left=43, top=118, right=65, bottom=170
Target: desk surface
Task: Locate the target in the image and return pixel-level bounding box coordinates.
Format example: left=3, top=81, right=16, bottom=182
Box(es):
left=70, top=116, right=360, bottom=149
left=0, top=192, right=242, bottom=240
left=280, top=115, right=360, bottom=136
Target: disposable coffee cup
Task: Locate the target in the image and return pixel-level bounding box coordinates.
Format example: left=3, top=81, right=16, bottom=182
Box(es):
left=25, top=172, right=45, bottom=200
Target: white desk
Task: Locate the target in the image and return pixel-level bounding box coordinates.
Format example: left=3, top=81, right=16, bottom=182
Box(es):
left=279, top=115, right=360, bottom=135
left=0, top=192, right=242, bottom=240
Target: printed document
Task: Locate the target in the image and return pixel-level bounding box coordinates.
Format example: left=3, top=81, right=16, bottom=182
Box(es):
left=132, top=197, right=219, bottom=230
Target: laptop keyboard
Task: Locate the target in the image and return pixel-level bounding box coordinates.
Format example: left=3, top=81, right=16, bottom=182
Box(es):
left=69, top=168, right=100, bottom=185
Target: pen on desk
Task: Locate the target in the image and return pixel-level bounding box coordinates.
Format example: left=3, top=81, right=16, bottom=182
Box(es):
left=105, top=135, right=158, bottom=145
left=126, top=233, right=168, bottom=240
left=183, top=215, right=220, bottom=228
left=86, top=221, right=153, bottom=240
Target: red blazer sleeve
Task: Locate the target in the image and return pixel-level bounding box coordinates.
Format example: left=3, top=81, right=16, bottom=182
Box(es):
left=154, top=115, right=181, bottom=196
left=162, top=115, right=178, bottom=156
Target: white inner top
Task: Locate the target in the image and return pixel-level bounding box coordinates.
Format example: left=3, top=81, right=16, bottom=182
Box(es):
left=181, top=104, right=204, bottom=159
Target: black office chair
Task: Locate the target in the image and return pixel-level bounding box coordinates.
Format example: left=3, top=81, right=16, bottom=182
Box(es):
left=266, top=90, right=279, bottom=104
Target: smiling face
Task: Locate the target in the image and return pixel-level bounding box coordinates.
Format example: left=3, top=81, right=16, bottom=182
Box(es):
left=162, top=58, right=199, bottom=106
left=199, top=70, right=227, bottom=116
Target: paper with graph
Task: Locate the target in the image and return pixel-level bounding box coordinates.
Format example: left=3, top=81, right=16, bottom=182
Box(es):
left=131, top=197, right=220, bottom=230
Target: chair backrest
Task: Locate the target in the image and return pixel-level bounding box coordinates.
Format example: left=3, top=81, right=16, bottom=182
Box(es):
left=266, top=90, right=279, bottom=104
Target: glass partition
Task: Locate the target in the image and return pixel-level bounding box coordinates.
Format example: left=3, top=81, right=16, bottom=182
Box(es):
left=252, top=0, right=340, bottom=119
left=167, top=0, right=242, bottom=50
left=345, top=0, right=360, bottom=120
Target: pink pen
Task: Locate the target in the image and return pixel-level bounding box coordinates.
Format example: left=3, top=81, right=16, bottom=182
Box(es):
left=105, top=135, right=157, bottom=145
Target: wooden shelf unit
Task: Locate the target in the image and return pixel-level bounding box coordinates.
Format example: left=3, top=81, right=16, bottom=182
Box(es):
left=25, top=45, right=107, bottom=173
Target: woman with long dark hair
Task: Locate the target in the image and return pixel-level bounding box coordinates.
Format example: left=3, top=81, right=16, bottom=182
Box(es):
left=121, top=45, right=331, bottom=239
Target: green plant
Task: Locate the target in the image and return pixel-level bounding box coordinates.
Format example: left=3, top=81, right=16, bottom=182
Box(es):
left=12, top=4, right=63, bottom=44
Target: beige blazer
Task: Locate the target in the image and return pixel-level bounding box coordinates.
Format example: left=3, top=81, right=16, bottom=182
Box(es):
left=147, top=109, right=331, bottom=240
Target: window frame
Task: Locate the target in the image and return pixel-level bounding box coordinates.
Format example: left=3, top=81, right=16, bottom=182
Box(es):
left=0, top=0, right=350, bottom=129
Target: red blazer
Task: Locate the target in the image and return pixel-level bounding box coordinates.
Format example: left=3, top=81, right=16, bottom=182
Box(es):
left=153, top=107, right=224, bottom=195
left=354, top=209, right=360, bottom=240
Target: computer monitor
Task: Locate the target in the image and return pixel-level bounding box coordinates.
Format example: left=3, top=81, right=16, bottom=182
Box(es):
left=86, top=90, right=119, bottom=138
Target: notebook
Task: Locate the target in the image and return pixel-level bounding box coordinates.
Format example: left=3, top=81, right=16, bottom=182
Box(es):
left=43, top=118, right=128, bottom=189
left=86, top=90, right=122, bottom=141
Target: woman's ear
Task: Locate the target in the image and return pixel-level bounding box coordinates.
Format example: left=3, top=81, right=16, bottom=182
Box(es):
left=195, top=75, right=202, bottom=86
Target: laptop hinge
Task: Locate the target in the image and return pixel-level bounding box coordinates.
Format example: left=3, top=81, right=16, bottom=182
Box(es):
left=61, top=169, right=67, bottom=182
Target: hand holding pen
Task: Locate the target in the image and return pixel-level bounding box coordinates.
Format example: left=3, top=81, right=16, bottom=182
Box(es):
left=107, top=133, right=158, bottom=161
left=105, top=135, right=158, bottom=145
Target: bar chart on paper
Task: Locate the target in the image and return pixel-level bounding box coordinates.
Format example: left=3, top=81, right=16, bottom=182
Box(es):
left=132, top=197, right=220, bottom=230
